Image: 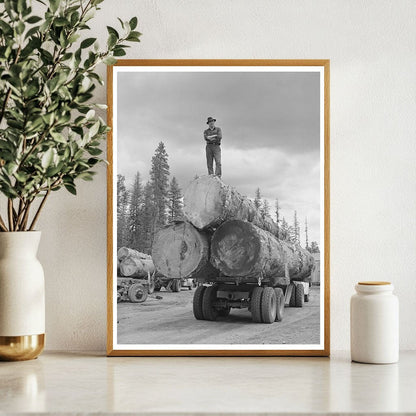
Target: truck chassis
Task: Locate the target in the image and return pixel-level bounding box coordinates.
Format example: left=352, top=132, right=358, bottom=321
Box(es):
left=192, top=267, right=310, bottom=323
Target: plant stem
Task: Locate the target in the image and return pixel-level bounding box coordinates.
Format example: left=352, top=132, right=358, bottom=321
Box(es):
left=29, top=190, right=50, bottom=231
left=20, top=200, right=33, bottom=231
left=0, top=213, right=7, bottom=232
left=7, top=199, right=14, bottom=231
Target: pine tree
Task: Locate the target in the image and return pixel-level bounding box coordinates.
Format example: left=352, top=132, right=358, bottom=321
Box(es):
left=305, top=217, right=309, bottom=250
left=128, top=172, right=144, bottom=251
left=149, top=142, right=170, bottom=229
left=275, top=198, right=280, bottom=239
left=280, top=217, right=289, bottom=241
left=141, top=181, right=156, bottom=254
left=168, top=176, right=183, bottom=222
left=293, top=210, right=300, bottom=244
left=260, top=198, right=270, bottom=219
left=116, top=174, right=129, bottom=249
left=254, top=188, right=262, bottom=209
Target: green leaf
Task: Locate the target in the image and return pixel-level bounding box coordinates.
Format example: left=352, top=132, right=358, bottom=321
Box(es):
left=50, top=131, right=67, bottom=143
left=78, top=171, right=95, bottom=181
left=107, top=33, right=117, bottom=49
left=126, top=31, right=141, bottom=42
left=80, top=37, right=96, bottom=49
left=0, top=20, right=13, bottom=35
left=64, top=183, right=77, bottom=195
left=14, top=171, right=28, bottom=183
left=16, top=21, right=25, bottom=35
left=49, top=0, right=60, bottom=13
left=129, top=17, right=138, bottom=30
left=87, top=147, right=102, bottom=156
left=106, top=26, right=119, bottom=39
left=88, top=120, right=100, bottom=138
left=113, top=47, right=126, bottom=57
left=41, top=148, right=54, bottom=169
left=26, top=15, right=42, bottom=24
left=54, top=17, right=69, bottom=27
left=68, top=33, right=80, bottom=44
left=103, top=56, right=117, bottom=65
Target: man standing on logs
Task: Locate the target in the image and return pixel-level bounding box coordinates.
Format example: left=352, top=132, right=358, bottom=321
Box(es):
left=204, top=117, right=222, bottom=177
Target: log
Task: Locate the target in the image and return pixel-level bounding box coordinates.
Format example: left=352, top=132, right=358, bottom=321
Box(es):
left=151, top=221, right=218, bottom=279
left=183, top=175, right=278, bottom=233
left=117, top=247, right=151, bottom=262
left=211, top=220, right=314, bottom=281
left=120, top=256, right=155, bottom=278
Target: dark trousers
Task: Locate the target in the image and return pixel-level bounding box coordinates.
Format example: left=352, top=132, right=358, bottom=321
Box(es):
left=206, top=144, right=222, bottom=177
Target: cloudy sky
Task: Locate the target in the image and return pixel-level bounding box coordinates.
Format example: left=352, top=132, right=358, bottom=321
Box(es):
left=116, top=69, right=322, bottom=246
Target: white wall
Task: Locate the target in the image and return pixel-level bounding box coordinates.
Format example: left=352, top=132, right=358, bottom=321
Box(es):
left=37, top=0, right=416, bottom=351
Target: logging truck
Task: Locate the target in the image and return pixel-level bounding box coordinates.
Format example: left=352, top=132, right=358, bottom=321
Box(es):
left=117, top=247, right=156, bottom=303
left=192, top=219, right=313, bottom=323
left=152, top=175, right=315, bottom=323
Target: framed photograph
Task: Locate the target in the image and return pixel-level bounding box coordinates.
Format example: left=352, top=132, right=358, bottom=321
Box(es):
left=107, top=60, right=330, bottom=356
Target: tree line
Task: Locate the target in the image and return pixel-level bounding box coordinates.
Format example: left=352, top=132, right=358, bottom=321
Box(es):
left=117, top=142, right=183, bottom=254
left=253, top=187, right=320, bottom=253
left=117, top=143, right=320, bottom=255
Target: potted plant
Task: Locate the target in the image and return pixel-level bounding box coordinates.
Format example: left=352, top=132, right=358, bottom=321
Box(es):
left=0, top=0, right=140, bottom=360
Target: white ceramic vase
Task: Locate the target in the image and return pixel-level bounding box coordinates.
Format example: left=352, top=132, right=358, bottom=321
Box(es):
left=0, top=231, right=45, bottom=360
left=350, top=281, right=399, bottom=364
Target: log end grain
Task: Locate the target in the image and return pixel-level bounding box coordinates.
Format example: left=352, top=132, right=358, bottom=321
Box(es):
left=183, top=175, right=224, bottom=229
left=211, top=220, right=261, bottom=277
left=152, top=221, right=213, bottom=279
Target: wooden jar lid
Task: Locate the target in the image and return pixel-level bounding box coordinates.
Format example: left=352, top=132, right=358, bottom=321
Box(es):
left=358, top=281, right=391, bottom=285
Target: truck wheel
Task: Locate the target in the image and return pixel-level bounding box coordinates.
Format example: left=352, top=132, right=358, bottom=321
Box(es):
left=261, top=287, right=277, bottom=324
left=295, top=284, right=304, bottom=307
left=193, top=285, right=206, bottom=320
left=251, top=286, right=263, bottom=323
left=274, top=288, right=285, bottom=322
left=172, top=279, right=181, bottom=292
left=304, top=293, right=310, bottom=302
left=202, top=286, right=218, bottom=321
left=128, top=283, right=148, bottom=303
left=218, top=307, right=231, bottom=318
left=289, top=284, right=296, bottom=307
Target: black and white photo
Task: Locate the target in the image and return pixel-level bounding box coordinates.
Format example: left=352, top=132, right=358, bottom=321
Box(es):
left=107, top=60, right=330, bottom=356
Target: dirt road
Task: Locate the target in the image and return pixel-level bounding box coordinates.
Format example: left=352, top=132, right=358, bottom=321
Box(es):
left=117, top=286, right=321, bottom=345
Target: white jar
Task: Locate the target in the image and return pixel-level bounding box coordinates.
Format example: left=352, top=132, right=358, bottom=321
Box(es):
left=350, top=281, right=399, bottom=364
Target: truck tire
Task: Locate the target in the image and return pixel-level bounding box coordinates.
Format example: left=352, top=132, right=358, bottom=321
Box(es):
left=289, top=284, right=296, bottom=307
left=251, top=286, right=263, bottom=323
left=295, top=284, right=304, bottom=308
left=193, top=285, right=206, bottom=320
left=274, top=288, right=285, bottom=322
left=128, top=283, right=148, bottom=303
left=172, top=279, right=181, bottom=292
left=202, top=285, right=218, bottom=321
left=304, top=293, right=310, bottom=302
left=261, top=287, right=277, bottom=324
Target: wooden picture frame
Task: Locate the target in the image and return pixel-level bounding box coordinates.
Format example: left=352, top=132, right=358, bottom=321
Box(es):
left=107, top=60, right=330, bottom=356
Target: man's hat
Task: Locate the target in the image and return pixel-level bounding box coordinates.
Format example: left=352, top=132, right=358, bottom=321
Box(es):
left=206, top=117, right=216, bottom=124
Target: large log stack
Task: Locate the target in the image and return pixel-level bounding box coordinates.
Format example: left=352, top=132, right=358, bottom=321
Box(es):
left=118, top=247, right=155, bottom=278
left=151, top=175, right=314, bottom=283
